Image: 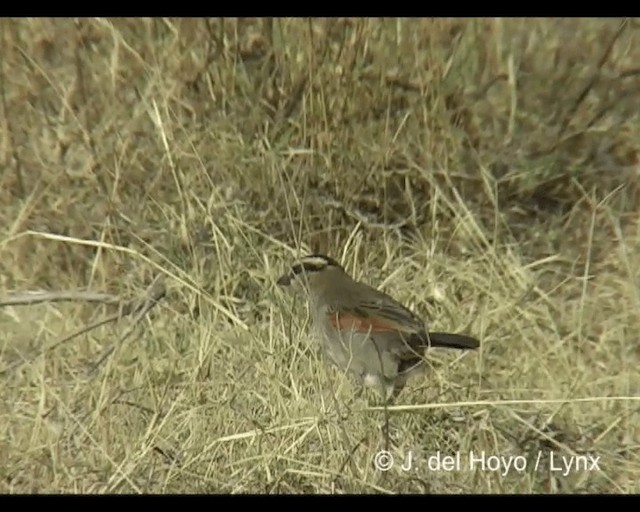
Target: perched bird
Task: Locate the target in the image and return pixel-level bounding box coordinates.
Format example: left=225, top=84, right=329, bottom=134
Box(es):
left=277, top=254, right=479, bottom=401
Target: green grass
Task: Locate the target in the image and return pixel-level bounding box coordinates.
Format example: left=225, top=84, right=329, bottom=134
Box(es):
left=1, top=17, right=639, bottom=494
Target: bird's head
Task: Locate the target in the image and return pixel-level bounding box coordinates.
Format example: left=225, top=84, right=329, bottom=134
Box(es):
left=276, top=254, right=348, bottom=296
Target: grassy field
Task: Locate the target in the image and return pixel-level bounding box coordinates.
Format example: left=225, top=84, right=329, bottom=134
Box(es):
left=1, top=17, right=639, bottom=494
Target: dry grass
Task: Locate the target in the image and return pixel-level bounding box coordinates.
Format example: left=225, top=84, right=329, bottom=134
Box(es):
left=1, top=17, right=639, bottom=494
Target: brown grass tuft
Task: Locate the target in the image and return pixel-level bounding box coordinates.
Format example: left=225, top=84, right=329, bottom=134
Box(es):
left=1, top=17, right=639, bottom=494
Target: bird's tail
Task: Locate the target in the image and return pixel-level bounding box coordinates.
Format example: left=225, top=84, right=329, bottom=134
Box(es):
left=423, top=332, right=480, bottom=350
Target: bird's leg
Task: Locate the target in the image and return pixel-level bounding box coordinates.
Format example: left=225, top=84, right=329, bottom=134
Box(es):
left=381, top=368, right=407, bottom=405
left=376, top=379, right=404, bottom=450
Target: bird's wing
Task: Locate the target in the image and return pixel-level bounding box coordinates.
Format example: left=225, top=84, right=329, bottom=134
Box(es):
left=326, top=284, right=425, bottom=335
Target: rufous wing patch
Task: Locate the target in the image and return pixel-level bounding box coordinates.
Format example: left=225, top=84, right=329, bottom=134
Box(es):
left=328, top=311, right=403, bottom=333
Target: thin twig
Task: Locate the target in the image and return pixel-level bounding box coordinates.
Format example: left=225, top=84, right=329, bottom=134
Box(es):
left=0, top=313, right=118, bottom=376
left=0, top=290, right=120, bottom=307
left=89, top=274, right=167, bottom=373
left=558, top=18, right=629, bottom=139
left=0, top=274, right=167, bottom=377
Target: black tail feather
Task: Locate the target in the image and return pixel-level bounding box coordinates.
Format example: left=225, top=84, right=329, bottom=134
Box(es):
left=423, top=331, right=480, bottom=350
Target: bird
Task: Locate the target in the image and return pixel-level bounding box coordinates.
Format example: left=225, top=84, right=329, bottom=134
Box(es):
left=276, top=253, right=480, bottom=402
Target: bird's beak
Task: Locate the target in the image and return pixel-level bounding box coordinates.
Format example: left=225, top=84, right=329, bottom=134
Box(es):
left=276, top=273, right=291, bottom=286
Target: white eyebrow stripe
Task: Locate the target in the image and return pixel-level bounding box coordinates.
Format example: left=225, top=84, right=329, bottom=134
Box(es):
left=299, top=256, right=330, bottom=268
